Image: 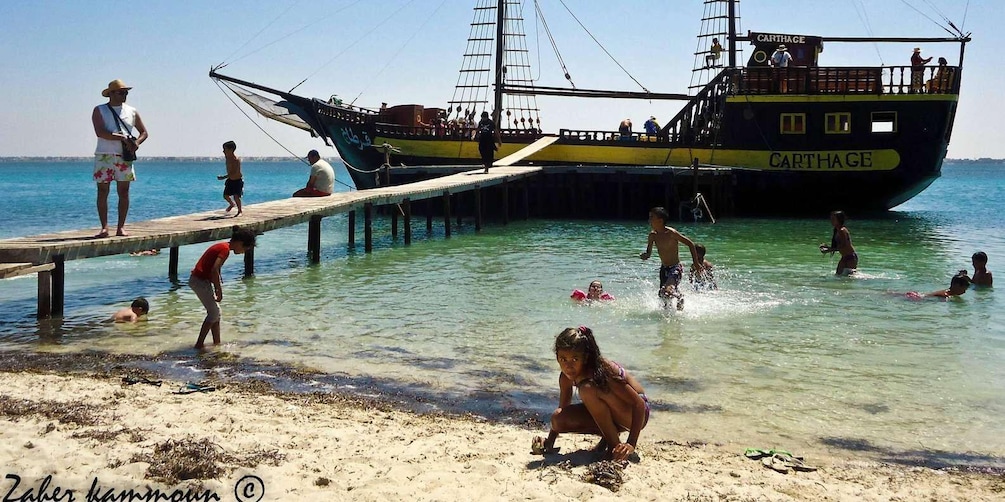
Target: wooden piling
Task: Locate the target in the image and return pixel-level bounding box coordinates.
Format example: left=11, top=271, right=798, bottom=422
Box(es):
left=169, top=246, right=179, bottom=279
left=364, top=203, right=373, bottom=253
left=403, top=198, right=412, bottom=245
left=37, top=270, right=51, bottom=320
left=348, top=210, right=356, bottom=247
left=391, top=209, right=399, bottom=240
left=308, top=215, right=322, bottom=263
left=475, top=188, right=483, bottom=231
left=502, top=182, right=509, bottom=225
left=443, top=191, right=452, bottom=238
left=244, top=246, right=255, bottom=276
left=52, top=255, right=65, bottom=316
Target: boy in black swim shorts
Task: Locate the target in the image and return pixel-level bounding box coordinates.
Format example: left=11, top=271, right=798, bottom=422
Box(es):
left=639, top=207, right=701, bottom=310
left=218, top=140, right=244, bottom=216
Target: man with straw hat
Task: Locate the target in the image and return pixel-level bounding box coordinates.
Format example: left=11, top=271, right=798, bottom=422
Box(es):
left=91, top=79, right=148, bottom=238
left=910, top=47, right=932, bottom=93
left=770, top=45, right=793, bottom=93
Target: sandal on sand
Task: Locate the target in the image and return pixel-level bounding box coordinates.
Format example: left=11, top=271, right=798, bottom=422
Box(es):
left=173, top=382, right=216, bottom=395
left=782, top=456, right=818, bottom=472
left=744, top=448, right=793, bottom=460
left=122, top=376, right=162, bottom=387
left=762, top=454, right=791, bottom=474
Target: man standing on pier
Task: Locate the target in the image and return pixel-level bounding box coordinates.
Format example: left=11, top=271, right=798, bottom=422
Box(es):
left=92, top=79, right=148, bottom=238
left=293, top=150, right=335, bottom=197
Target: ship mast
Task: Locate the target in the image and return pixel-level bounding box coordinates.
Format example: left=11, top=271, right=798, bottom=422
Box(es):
left=493, top=0, right=505, bottom=124
left=727, top=0, right=737, bottom=67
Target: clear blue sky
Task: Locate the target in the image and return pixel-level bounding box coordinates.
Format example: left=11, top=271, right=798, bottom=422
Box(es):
left=1, top=0, right=998, bottom=158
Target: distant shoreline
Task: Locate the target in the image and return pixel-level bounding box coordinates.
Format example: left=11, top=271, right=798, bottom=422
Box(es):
left=0, top=156, right=1001, bottom=163
left=0, top=156, right=301, bottom=162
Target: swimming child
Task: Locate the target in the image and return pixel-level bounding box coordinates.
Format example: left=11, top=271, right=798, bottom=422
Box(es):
left=190, top=226, right=256, bottom=349
left=217, top=140, right=244, bottom=216
left=112, top=297, right=149, bottom=322
left=688, top=243, right=717, bottom=290
left=639, top=206, right=700, bottom=310
left=819, top=210, right=857, bottom=275
left=532, top=326, right=649, bottom=461
left=571, top=280, right=615, bottom=301
left=971, top=251, right=993, bottom=287
left=905, top=270, right=971, bottom=300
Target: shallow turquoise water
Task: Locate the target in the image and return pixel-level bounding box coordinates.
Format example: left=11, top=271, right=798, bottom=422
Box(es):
left=0, top=160, right=1003, bottom=464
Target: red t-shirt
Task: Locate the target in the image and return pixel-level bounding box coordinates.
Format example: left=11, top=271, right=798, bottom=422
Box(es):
left=191, top=242, right=230, bottom=280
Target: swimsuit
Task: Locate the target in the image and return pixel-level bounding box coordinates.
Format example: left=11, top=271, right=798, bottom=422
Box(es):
left=224, top=178, right=244, bottom=197
left=659, top=263, right=685, bottom=297
left=574, top=362, right=651, bottom=425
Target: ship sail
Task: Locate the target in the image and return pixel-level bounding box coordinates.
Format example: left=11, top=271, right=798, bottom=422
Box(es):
left=217, top=79, right=314, bottom=133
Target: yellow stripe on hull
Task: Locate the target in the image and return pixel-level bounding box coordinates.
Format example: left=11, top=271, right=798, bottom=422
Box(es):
left=377, top=136, right=901, bottom=172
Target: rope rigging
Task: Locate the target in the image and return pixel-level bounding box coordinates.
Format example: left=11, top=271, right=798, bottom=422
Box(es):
left=218, top=0, right=366, bottom=69
left=555, top=0, right=649, bottom=93
left=533, top=0, right=575, bottom=88
left=211, top=78, right=355, bottom=191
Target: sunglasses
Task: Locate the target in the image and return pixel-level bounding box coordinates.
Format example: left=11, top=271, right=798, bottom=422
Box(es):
left=113, top=90, right=129, bottom=96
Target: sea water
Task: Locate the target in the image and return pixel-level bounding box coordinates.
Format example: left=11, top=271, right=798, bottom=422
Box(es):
left=0, top=159, right=1003, bottom=465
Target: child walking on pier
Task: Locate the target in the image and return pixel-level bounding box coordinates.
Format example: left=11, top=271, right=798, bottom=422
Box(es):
left=217, top=140, right=244, bottom=216
left=532, top=326, right=649, bottom=461
left=190, top=226, right=256, bottom=349
left=640, top=206, right=701, bottom=310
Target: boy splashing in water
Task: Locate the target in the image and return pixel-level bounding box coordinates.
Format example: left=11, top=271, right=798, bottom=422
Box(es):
left=532, top=326, right=649, bottom=461
left=640, top=207, right=700, bottom=310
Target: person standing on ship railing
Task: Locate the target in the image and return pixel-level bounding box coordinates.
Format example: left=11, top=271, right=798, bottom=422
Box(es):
left=769, top=44, right=792, bottom=93
left=910, top=47, right=932, bottom=93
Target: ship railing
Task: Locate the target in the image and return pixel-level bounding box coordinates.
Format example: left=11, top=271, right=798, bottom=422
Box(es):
left=557, top=69, right=733, bottom=148
left=734, top=65, right=961, bottom=95
left=372, top=122, right=543, bottom=140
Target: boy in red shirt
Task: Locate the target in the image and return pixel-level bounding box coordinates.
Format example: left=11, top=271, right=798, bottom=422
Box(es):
left=190, top=226, right=257, bottom=349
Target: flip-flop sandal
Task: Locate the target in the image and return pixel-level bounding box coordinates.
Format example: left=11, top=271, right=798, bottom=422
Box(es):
left=744, top=448, right=794, bottom=460
left=122, top=376, right=163, bottom=387
left=782, top=456, right=818, bottom=472
left=762, top=454, right=790, bottom=474
left=172, top=382, right=216, bottom=395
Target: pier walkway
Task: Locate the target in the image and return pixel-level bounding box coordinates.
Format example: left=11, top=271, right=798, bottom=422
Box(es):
left=0, top=165, right=542, bottom=318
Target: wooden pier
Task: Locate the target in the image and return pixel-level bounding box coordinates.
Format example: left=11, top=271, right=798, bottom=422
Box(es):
left=0, top=166, right=542, bottom=319
left=0, top=163, right=734, bottom=319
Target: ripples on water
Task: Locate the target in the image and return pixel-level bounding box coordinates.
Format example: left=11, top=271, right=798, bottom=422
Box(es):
left=1, top=161, right=1004, bottom=462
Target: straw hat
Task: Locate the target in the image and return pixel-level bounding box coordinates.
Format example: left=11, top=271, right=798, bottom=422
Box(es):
left=777, top=44, right=787, bottom=51
left=101, top=79, right=132, bottom=98
left=913, top=47, right=922, bottom=53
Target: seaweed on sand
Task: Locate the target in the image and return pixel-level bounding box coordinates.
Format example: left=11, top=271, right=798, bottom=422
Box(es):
left=0, top=395, right=102, bottom=426
left=130, top=438, right=233, bottom=484
left=583, top=460, right=627, bottom=492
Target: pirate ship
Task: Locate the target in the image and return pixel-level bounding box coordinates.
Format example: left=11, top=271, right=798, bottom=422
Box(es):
left=210, top=0, right=970, bottom=214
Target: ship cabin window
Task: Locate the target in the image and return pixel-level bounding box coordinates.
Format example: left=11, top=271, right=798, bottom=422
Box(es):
left=871, top=111, right=897, bottom=133
left=825, top=113, right=851, bottom=134
left=780, top=113, right=806, bottom=135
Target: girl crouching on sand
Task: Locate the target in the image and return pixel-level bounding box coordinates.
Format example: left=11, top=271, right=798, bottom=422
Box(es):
left=532, top=326, right=649, bottom=461
left=190, top=226, right=256, bottom=349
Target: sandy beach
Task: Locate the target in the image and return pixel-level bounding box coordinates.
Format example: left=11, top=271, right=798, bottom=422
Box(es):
left=1, top=363, right=1002, bottom=502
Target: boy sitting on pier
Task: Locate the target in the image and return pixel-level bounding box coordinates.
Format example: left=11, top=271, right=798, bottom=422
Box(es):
left=113, top=297, right=149, bottom=322
left=217, top=140, right=244, bottom=216
left=640, top=207, right=701, bottom=310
